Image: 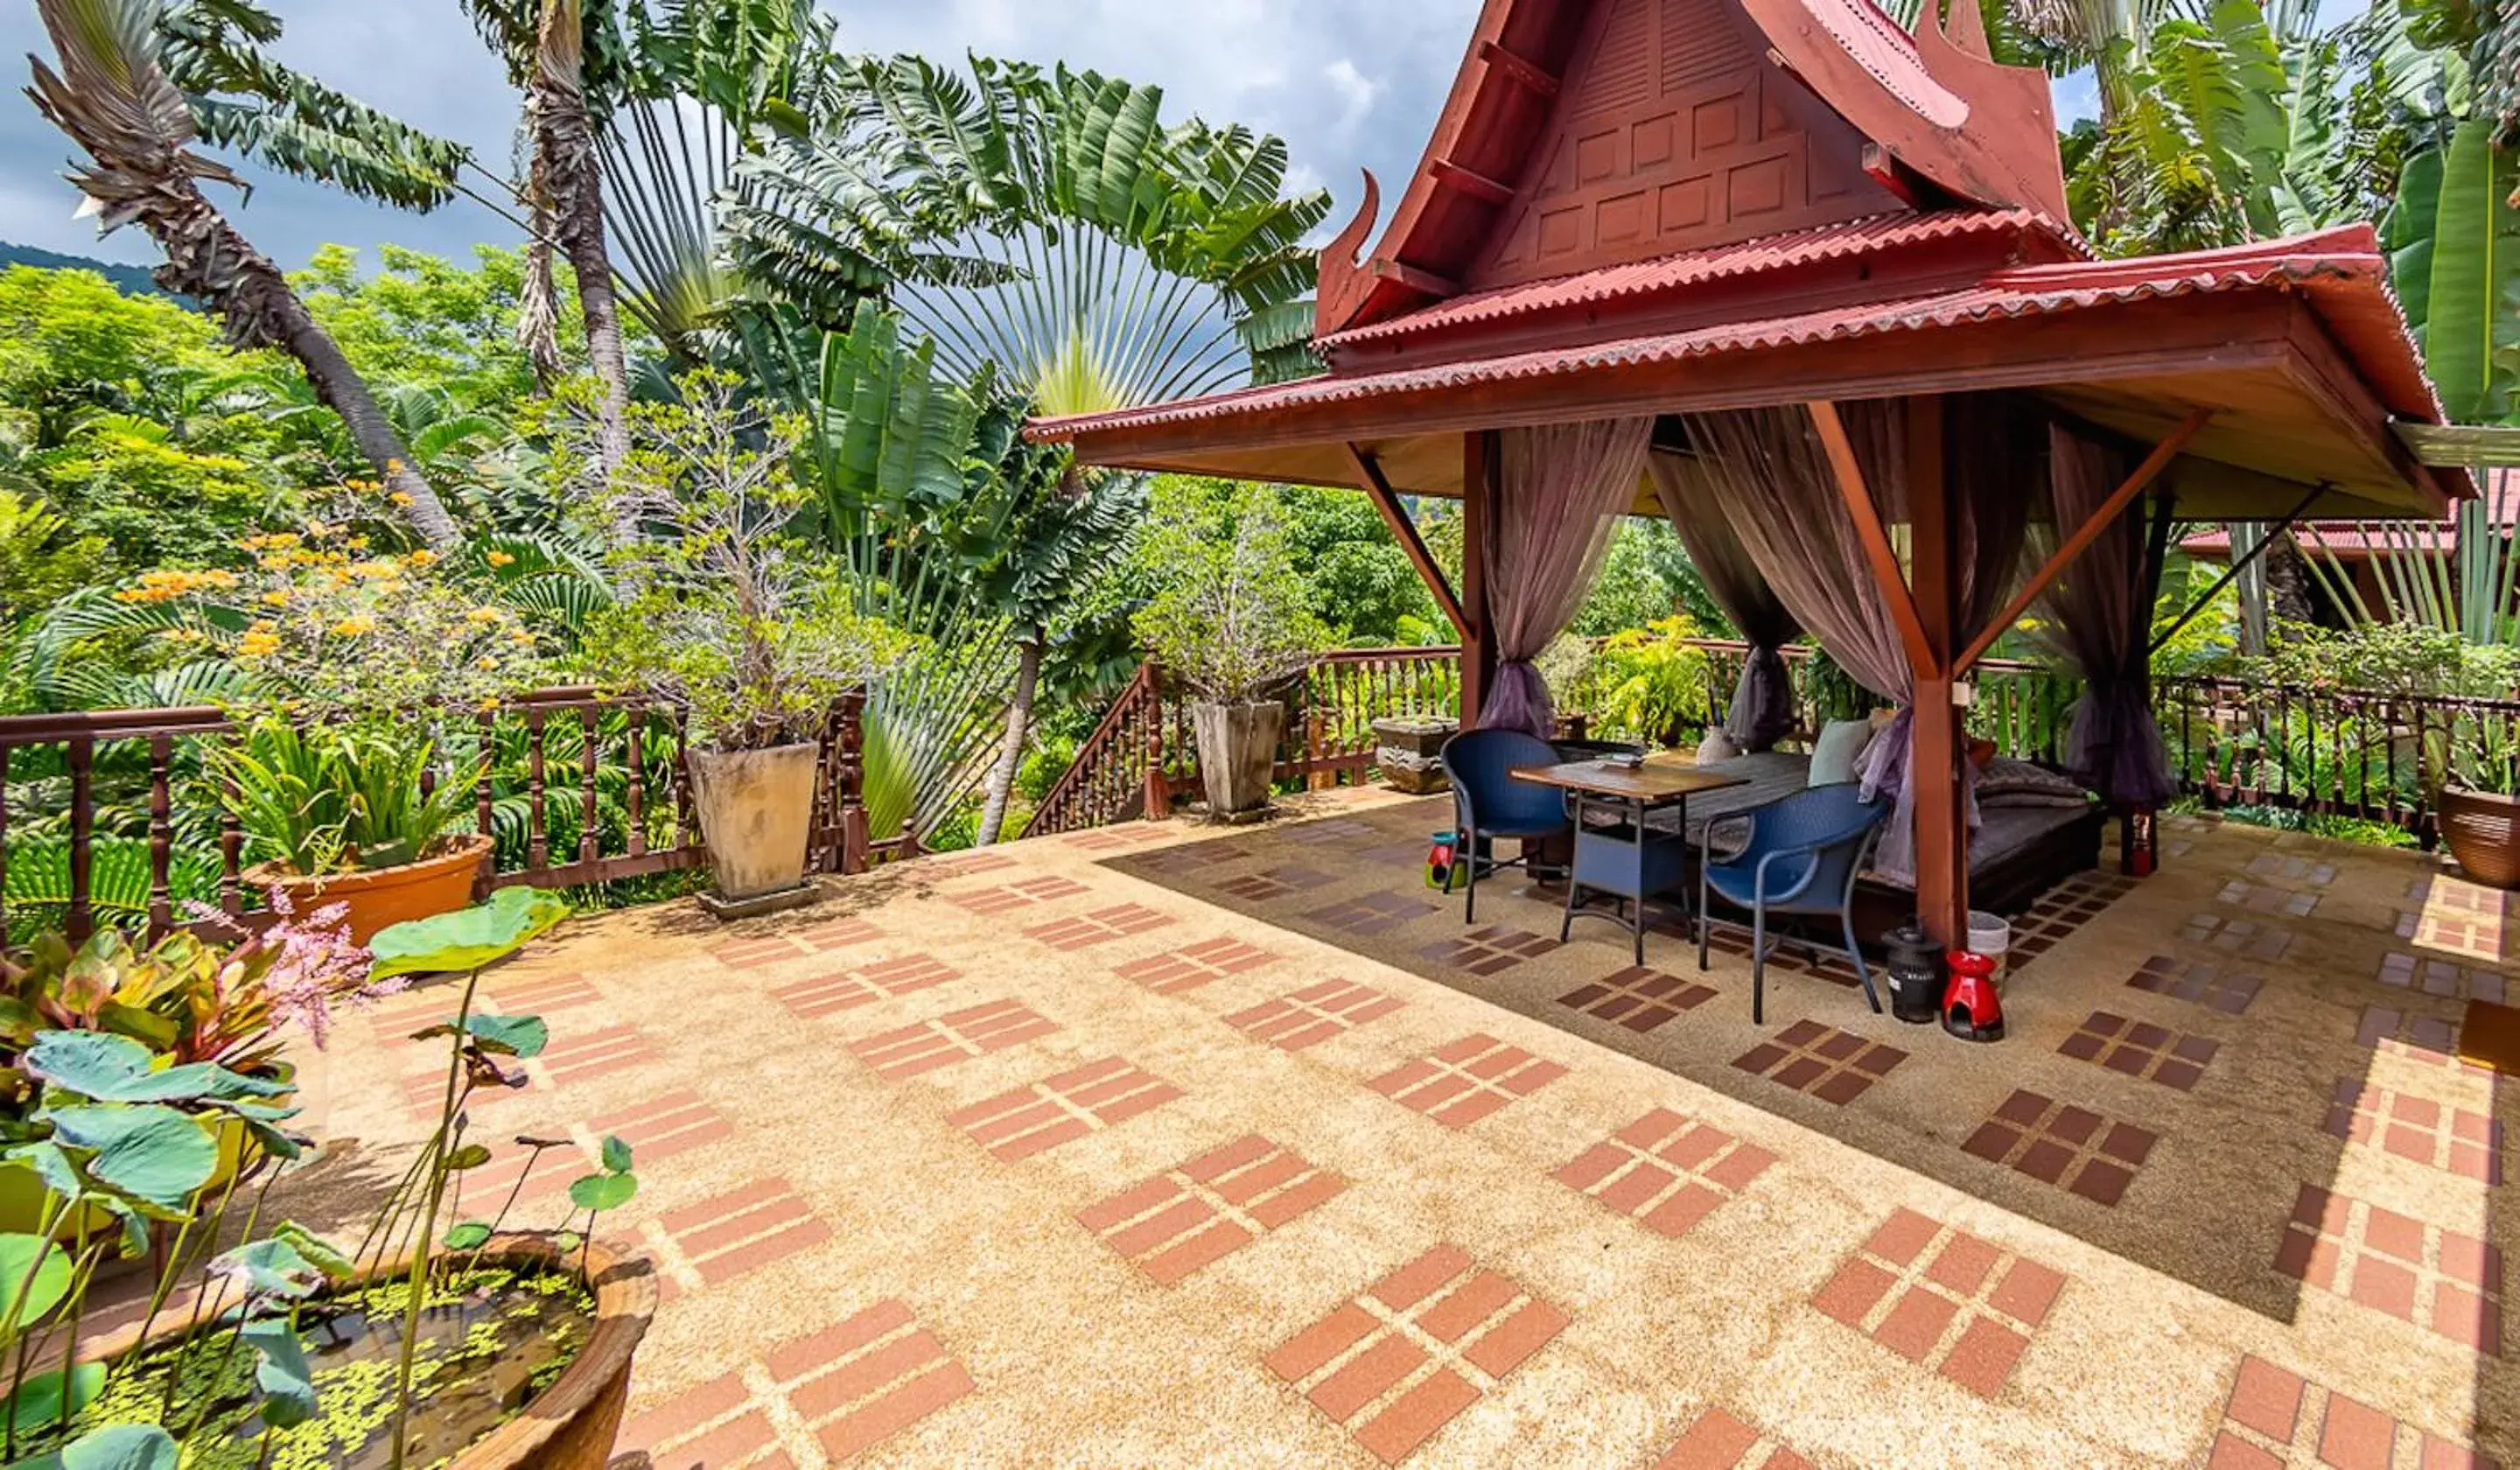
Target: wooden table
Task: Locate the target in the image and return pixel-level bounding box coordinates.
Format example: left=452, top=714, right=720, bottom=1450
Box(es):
left=1511, top=761, right=1752, bottom=962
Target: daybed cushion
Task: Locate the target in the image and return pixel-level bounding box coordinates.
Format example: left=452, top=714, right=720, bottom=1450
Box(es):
left=1809, top=719, right=1872, bottom=786
left=1978, top=758, right=2096, bottom=809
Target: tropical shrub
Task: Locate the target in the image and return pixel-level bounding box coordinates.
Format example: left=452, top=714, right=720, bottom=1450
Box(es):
left=1131, top=484, right=1326, bottom=704
left=1564, top=618, right=1713, bottom=747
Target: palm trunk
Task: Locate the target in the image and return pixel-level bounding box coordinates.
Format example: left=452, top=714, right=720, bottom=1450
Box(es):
left=533, top=0, right=634, bottom=541
left=977, top=634, right=1044, bottom=846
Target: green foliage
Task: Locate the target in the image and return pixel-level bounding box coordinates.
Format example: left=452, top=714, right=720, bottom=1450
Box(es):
left=208, top=719, right=476, bottom=878
left=1557, top=618, right=1715, bottom=747
left=366, top=886, right=570, bottom=980
left=2241, top=617, right=2520, bottom=696
left=2382, top=120, right=2520, bottom=423
left=1131, top=482, right=1328, bottom=704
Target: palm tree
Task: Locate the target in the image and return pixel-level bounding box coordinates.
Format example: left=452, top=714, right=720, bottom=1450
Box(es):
left=25, top=0, right=466, bottom=548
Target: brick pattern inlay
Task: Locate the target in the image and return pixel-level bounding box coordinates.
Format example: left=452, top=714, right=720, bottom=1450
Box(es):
left=1077, top=1135, right=1345, bottom=1283
left=2354, top=1005, right=2475, bottom=1071
left=1418, top=925, right=1561, bottom=976
left=2398, top=877, right=2508, bottom=962
left=1265, top=1244, right=1568, bottom=1464
left=1308, top=890, right=1436, bottom=935
left=1731, top=1020, right=1907, bottom=1105
left=1648, top=1408, right=1814, bottom=1470
left=948, top=875, right=1089, bottom=916
left=1112, top=937, right=1279, bottom=995
left=588, top=1088, right=732, bottom=1169
left=2247, top=853, right=2338, bottom=886
left=1214, top=864, right=1343, bottom=902
left=2276, top=1185, right=2502, bottom=1353
left=2377, top=950, right=2513, bottom=1004
left=948, top=1057, right=1183, bottom=1161
left=1224, top=981, right=1403, bottom=1051
left=2216, top=878, right=2320, bottom=919
left=655, top=1178, right=831, bottom=1289
left=2004, top=872, right=2137, bottom=970
left=2326, top=1079, right=2502, bottom=1182
left=773, top=954, right=961, bottom=1018
left=2206, top=1354, right=2500, bottom=1470
left=620, top=1298, right=975, bottom=1469
left=536, top=1025, right=658, bottom=1088
left=1024, top=903, right=1176, bottom=950
left=1369, top=1035, right=1567, bottom=1129
left=2124, top=956, right=2262, bottom=1015
left=1812, top=1208, right=2065, bottom=1397
left=849, top=999, right=1059, bottom=1081
left=1963, top=1091, right=2157, bottom=1206
left=484, top=971, right=601, bottom=1013
left=2179, top=913, right=2293, bottom=961
left=710, top=916, right=883, bottom=970
left=1557, top=966, right=1718, bottom=1032
left=1555, top=1108, right=1774, bottom=1238
left=2056, top=1011, right=2219, bottom=1089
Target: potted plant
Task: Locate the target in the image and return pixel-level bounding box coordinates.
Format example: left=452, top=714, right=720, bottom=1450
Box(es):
left=0, top=887, right=658, bottom=1469
left=1130, top=485, right=1327, bottom=821
left=578, top=372, right=900, bottom=914
left=0, top=892, right=380, bottom=1239
left=2435, top=710, right=2520, bottom=888
left=114, top=497, right=550, bottom=942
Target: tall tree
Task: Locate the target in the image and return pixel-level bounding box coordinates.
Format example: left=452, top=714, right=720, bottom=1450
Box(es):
left=25, top=0, right=467, bottom=547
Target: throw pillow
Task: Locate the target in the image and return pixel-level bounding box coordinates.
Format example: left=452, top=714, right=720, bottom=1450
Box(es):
left=1810, top=718, right=1873, bottom=787
left=1696, top=731, right=1740, bottom=764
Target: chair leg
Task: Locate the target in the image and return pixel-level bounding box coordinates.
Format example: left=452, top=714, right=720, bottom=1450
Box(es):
left=1751, top=904, right=1767, bottom=1026
left=1463, top=829, right=1479, bottom=924
left=1632, top=896, right=1645, bottom=967
left=1558, top=874, right=1578, bottom=943
left=1697, top=871, right=1712, bottom=973
left=1845, top=909, right=1882, bottom=1014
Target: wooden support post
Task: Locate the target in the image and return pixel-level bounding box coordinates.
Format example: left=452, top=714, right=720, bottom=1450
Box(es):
left=1460, top=430, right=1498, bottom=726
left=1903, top=396, right=1970, bottom=948
left=1349, top=444, right=1470, bottom=639
left=1141, top=663, right=1170, bottom=822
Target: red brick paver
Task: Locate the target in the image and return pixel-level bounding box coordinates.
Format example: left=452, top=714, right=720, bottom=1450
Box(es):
left=1224, top=981, right=1403, bottom=1051
left=2205, top=1354, right=2499, bottom=1469
left=2325, top=1079, right=2502, bottom=1183
left=1266, top=1245, right=1568, bottom=1463
left=1648, top=1407, right=1815, bottom=1469
left=1555, top=1108, right=1774, bottom=1238
left=848, top=999, right=1059, bottom=1081
left=537, top=1026, right=662, bottom=1088
left=710, top=917, right=883, bottom=970
left=2179, top=913, right=2292, bottom=961
left=2275, top=1185, right=2502, bottom=1353
left=484, top=971, right=602, bottom=1014
left=1025, top=903, right=1177, bottom=950
left=620, top=1371, right=788, bottom=1469
left=588, top=1088, right=732, bottom=1169
left=1811, top=1208, right=2064, bottom=1397
left=1418, top=925, right=1560, bottom=976
left=1557, top=965, right=1718, bottom=1032
left=1731, top=1020, right=1907, bottom=1105
left=656, top=1178, right=831, bottom=1290
left=769, top=1299, right=977, bottom=1462
left=1113, top=938, right=1279, bottom=995
left=948, top=1058, right=1183, bottom=1161
left=948, top=875, right=1089, bottom=916
left=2124, top=956, right=2262, bottom=1015
left=1077, top=1135, right=1345, bottom=1283
left=1309, top=890, right=1438, bottom=935
left=2377, top=951, right=2511, bottom=1004
left=2354, top=1005, right=2478, bottom=1072
left=1369, top=1034, right=1567, bottom=1129
left=1214, top=864, right=1344, bottom=902
left=2056, top=1011, right=2219, bottom=1090
left=2005, top=872, right=2137, bottom=968
left=1962, top=1090, right=2157, bottom=1206
left=773, top=955, right=961, bottom=1018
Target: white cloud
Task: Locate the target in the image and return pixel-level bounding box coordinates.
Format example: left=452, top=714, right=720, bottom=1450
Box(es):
left=1322, top=58, right=1384, bottom=138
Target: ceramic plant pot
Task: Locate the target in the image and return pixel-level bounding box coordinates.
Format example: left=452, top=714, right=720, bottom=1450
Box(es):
left=687, top=742, right=822, bottom=900
left=1192, top=701, right=1284, bottom=819
left=79, top=1235, right=655, bottom=1470
left=246, top=835, right=492, bottom=947
left=2440, top=786, right=2520, bottom=890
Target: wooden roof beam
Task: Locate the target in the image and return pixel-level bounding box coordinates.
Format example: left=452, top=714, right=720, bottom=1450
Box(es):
left=1478, top=39, right=1560, bottom=99
left=1371, top=258, right=1461, bottom=298
left=1809, top=400, right=1940, bottom=679
left=1431, top=158, right=1517, bottom=206
left=1348, top=444, right=1470, bottom=638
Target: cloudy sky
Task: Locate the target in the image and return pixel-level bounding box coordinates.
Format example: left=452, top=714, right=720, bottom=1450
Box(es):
left=0, top=0, right=1494, bottom=271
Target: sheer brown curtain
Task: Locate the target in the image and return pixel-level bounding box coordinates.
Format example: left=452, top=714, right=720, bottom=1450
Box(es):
left=1648, top=450, right=1802, bottom=750
left=2037, top=424, right=2176, bottom=806
left=1481, top=417, right=1657, bottom=738
left=1681, top=398, right=2046, bottom=881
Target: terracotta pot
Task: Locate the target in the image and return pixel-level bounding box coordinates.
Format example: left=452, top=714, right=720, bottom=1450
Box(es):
left=687, top=743, right=822, bottom=900
left=247, top=835, right=492, bottom=946
left=2440, top=786, right=2520, bottom=890
left=80, top=1234, right=655, bottom=1470
left=1192, top=702, right=1284, bottom=817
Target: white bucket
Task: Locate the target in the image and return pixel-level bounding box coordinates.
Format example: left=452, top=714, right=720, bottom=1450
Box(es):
left=1967, top=911, right=2012, bottom=983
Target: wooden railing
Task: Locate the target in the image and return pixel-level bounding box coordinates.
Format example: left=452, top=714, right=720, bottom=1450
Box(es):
left=0, top=688, right=879, bottom=945
left=1022, top=648, right=1462, bottom=838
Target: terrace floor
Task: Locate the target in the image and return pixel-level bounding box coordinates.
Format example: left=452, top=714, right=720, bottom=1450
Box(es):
left=276, top=788, right=2516, bottom=1468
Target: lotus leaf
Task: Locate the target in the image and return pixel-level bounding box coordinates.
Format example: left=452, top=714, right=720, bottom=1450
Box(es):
left=42, top=1106, right=217, bottom=1214
left=0, top=1233, right=73, bottom=1332
left=4, top=1362, right=104, bottom=1433
left=568, top=1172, right=637, bottom=1213
left=367, top=887, right=571, bottom=980
left=208, top=1238, right=326, bottom=1300
left=240, top=1318, right=317, bottom=1428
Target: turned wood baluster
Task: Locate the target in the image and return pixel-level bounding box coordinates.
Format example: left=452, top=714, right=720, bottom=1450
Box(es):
left=475, top=709, right=497, bottom=850
left=625, top=708, right=648, bottom=858
left=218, top=765, right=245, bottom=920
left=147, top=734, right=174, bottom=941
left=525, top=705, right=549, bottom=872
left=66, top=735, right=94, bottom=943
left=838, top=690, right=869, bottom=874
left=1141, top=666, right=1167, bottom=822
left=578, top=707, right=601, bottom=865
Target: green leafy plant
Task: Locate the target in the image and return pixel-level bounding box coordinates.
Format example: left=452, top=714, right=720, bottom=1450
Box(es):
left=1130, top=485, right=1326, bottom=705
left=1563, top=617, right=1712, bottom=748
left=208, top=718, right=478, bottom=877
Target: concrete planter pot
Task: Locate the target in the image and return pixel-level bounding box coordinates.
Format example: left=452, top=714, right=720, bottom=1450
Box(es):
left=689, top=742, right=821, bottom=903
left=1193, top=701, right=1284, bottom=819
left=245, top=835, right=492, bottom=946
left=78, top=1235, right=654, bottom=1470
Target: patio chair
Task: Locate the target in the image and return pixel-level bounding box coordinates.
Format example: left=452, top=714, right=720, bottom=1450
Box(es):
left=1439, top=728, right=1572, bottom=923
left=1695, top=783, right=1887, bottom=1024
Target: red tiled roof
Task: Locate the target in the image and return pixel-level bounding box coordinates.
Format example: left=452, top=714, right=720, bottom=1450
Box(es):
left=2180, top=472, right=2520, bottom=556
left=1031, top=226, right=2442, bottom=444
left=1319, top=210, right=2079, bottom=347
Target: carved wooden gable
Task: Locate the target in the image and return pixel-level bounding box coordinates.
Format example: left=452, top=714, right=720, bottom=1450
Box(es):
left=1474, top=0, right=1905, bottom=288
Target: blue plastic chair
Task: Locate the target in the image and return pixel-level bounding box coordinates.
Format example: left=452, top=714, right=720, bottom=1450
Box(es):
left=1695, top=783, right=1888, bottom=1023
left=1439, top=729, right=1572, bottom=923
